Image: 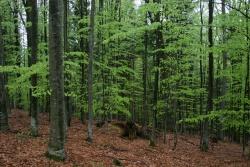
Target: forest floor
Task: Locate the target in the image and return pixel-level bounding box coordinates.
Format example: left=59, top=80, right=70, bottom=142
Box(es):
left=0, top=110, right=249, bottom=167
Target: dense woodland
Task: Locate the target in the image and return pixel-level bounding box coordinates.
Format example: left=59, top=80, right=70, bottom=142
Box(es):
left=0, top=0, right=250, bottom=166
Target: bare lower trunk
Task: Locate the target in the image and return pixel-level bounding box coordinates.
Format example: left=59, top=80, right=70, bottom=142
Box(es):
left=26, top=0, right=39, bottom=137
left=47, top=0, right=66, bottom=161
left=87, top=0, right=96, bottom=143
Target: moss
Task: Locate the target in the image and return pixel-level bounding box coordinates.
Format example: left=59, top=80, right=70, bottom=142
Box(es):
left=30, top=130, right=38, bottom=137
left=113, top=158, right=123, bottom=166
left=45, top=150, right=66, bottom=161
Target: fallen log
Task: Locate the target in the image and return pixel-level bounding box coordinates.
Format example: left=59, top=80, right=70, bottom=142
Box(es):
left=111, top=121, right=160, bottom=140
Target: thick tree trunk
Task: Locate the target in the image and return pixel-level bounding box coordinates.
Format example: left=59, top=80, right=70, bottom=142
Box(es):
left=47, top=0, right=66, bottom=161
left=87, top=0, right=95, bottom=143
left=26, top=0, right=39, bottom=137
left=0, top=15, right=9, bottom=132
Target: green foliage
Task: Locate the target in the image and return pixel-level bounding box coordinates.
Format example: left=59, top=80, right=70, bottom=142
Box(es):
left=1, top=0, right=250, bottom=145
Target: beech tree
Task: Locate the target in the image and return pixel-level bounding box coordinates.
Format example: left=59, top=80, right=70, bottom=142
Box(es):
left=87, top=0, right=95, bottom=143
left=47, top=0, right=66, bottom=160
left=0, top=0, right=250, bottom=160
left=24, top=0, right=39, bottom=137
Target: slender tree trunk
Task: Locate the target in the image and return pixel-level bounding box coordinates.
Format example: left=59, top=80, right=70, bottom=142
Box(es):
left=26, top=0, right=39, bottom=137
left=217, top=0, right=227, bottom=141
left=143, top=0, right=149, bottom=127
left=199, top=0, right=204, bottom=146
left=13, top=0, right=22, bottom=109
left=163, top=95, right=168, bottom=144
left=64, top=0, right=72, bottom=127
left=79, top=0, right=88, bottom=124
left=98, top=0, right=106, bottom=122
left=150, top=0, right=164, bottom=146
left=201, top=0, right=214, bottom=152
left=23, top=0, right=35, bottom=117
left=0, top=15, right=9, bottom=132
left=87, top=0, right=95, bottom=143
left=43, top=0, right=50, bottom=115
left=221, top=0, right=227, bottom=109
left=244, top=0, right=250, bottom=157
left=43, top=0, right=48, bottom=44
left=47, top=0, right=66, bottom=161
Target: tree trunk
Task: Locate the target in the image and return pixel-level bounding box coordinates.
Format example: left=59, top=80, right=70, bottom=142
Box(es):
left=201, top=0, right=214, bottom=152
left=0, top=15, right=9, bottom=132
left=199, top=0, right=204, bottom=146
left=216, top=0, right=227, bottom=141
left=13, top=0, right=22, bottom=109
left=79, top=0, right=88, bottom=124
left=87, top=0, right=95, bottom=143
left=143, top=0, right=149, bottom=127
left=26, top=0, right=39, bottom=137
left=98, top=0, right=106, bottom=123
left=244, top=0, right=250, bottom=157
left=63, top=0, right=72, bottom=127
left=47, top=0, right=66, bottom=161
left=150, top=0, right=164, bottom=146
left=42, top=0, right=50, bottom=115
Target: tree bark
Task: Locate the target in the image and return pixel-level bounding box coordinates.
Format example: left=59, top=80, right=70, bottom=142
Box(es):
left=87, top=0, right=95, bottom=143
left=243, top=0, right=250, bottom=157
left=201, top=0, right=214, bottom=152
left=63, top=0, right=72, bottom=127
left=199, top=0, right=204, bottom=146
left=79, top=0, right=88, bottom=124
left=13, top=0, right=22, bottom=109
left=216, top=0, right=227, bottom=141
left=143, top=0, right=149, bottom=127
left=26, top=0, right=39, bottom=137
left=47, top=0, right=66, bottom=161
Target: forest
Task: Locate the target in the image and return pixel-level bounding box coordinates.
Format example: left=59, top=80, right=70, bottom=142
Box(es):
left=0, top=0, right=250, bottom=166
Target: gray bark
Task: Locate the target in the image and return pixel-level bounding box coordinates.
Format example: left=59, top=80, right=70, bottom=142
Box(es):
left=26, top=0, right=39, bottom=137
left=87, top=0, right=95, bottom=143
left=13, top=0, right=22, bottom=109
left=64, top=0, right=72, bottom=127
left=47, top=0, right=66, bottom=161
